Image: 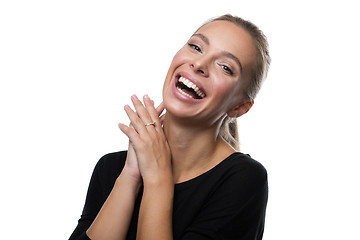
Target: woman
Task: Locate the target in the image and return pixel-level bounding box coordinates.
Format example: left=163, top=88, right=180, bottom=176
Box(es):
left=69, top=14, right=270, bottom=240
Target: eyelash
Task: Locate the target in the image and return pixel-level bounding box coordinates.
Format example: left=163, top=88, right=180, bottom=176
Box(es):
left=188, top=43, right=234, bottom=76
left=221, top=65, right=233, bottom=75
left=188, top=43, right=202, bottom=53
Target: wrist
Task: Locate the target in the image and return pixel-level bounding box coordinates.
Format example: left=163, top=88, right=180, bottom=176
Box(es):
left=117, top=168, right=142, bottom=193
left=142, top=172, right=174, bottom=190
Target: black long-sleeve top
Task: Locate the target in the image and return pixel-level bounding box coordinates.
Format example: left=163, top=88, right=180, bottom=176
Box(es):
left=69, top=151, right=268, bottom=240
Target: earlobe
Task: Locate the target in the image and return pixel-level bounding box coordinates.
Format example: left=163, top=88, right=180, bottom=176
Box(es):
left=227, top=99, right=254, bottom=118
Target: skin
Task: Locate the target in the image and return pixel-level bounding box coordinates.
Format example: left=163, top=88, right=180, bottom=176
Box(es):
left=86, top=20, right=257, bottom=240
left=163, top=21, right=256, bottom=124
left=162, top=20, right=256, bottom=183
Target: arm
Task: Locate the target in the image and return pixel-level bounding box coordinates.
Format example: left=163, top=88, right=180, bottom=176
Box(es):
left=119, top=94, right=174, bottom=240
left=84, top=142, right=141, bottom=240
left=87, top=97, right=167, bottom=239
left=85, top=163, right=141, bottom=240
left=137, top=168, right=174, bottom=240
left=68, top=151, right=134, bottom=240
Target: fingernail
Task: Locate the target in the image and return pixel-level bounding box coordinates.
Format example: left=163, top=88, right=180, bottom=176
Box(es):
left=144, top=94, right=150, bottom=100
left=131, top=94, right=138, bottom=101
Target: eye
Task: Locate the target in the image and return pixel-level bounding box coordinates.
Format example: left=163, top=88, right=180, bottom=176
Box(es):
left=221, top=65, right=233, bottom=75
left=188, top=43, right=202, bottom=53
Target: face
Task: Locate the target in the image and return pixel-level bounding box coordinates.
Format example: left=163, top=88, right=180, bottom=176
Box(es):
left=162, top=20, right=257, bottom=126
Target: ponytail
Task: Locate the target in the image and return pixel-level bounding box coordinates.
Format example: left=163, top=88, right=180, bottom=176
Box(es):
left=219, top=116, right=239, bottom=151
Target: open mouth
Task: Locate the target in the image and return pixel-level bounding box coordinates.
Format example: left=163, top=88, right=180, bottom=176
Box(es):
left=175, top=76, right=206, bottom=99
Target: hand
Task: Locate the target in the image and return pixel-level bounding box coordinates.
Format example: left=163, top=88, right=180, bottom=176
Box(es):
left=123, top=141, right=141, bottom=182
left=119, top=95, right=170, bottom=185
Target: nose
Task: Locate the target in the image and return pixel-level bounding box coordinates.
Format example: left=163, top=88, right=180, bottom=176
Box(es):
left=190, top=56, right=209, bottom=77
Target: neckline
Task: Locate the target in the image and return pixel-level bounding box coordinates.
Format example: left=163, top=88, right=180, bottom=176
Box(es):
left=174, top=152, right=241, bottom=187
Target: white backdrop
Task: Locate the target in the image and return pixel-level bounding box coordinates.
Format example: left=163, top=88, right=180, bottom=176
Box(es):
left=1, top=0, right=359, bottom=239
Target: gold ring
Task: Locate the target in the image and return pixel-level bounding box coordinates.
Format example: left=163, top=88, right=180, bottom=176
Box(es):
left=145, top=122, right=156, bottom=127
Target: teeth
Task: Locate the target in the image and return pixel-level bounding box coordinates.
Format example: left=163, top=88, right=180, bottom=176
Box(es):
left=178, top=76, right=205, bottom=98
left=176, top=87, right=195, bottom=99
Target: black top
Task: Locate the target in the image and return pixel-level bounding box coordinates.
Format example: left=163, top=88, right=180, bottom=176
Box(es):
left=69, top=151, right=268, bottom=240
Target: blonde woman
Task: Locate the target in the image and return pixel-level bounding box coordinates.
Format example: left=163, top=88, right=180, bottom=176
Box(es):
left=70, top=14, right=270, bottom=240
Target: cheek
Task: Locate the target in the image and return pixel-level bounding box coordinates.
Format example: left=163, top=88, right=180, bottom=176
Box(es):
left=163, top=49, right=190, bottom=87
left=164, top=50, right=186, bottom=80
left=171, top=48, right=189, bottom=67
left=211, top=77, right=243, bottom=108
left=162, top=49, right=187, bottom=100
left=212, top=77, right=238, bottom=97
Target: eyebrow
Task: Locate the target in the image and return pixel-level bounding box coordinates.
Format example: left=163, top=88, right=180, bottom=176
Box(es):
left=192, top=33, right=243, bottom=72
left=192, top=33, right=210, bottom=45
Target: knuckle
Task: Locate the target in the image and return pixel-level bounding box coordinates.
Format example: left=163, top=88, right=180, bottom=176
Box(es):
left=132, top=117, right=143, bottom=126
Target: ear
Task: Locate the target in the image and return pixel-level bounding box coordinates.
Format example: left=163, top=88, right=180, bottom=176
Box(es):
left=226, top=99, right=254, bottom=118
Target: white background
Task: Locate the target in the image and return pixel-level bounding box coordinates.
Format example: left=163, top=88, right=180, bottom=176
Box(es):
left=1, top=0, right=359, bottom=239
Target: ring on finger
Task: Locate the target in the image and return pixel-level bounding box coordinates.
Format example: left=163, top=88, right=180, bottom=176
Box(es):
left=144, top=122, right=156, bottom=127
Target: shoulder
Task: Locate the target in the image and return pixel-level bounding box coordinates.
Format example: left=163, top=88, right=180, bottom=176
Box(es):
left=224, top=152, right=267, bottom=180
left=93, top=151, right=128, bottom=184
left=176, top=153, right=268, bottom=238
left=78, top=151, right=129, bottom=219
left=216, top=152, right=268, bottom=193
left=96, top=151, right=127, bottom=168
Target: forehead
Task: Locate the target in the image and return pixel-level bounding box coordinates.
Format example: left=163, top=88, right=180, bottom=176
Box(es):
left=196, top=20, right=257, bottom=69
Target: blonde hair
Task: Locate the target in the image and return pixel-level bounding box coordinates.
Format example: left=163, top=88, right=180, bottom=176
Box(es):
left=207, top=14, right=271, bottom=150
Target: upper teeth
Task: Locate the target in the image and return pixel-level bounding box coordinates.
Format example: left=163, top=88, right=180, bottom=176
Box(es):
left=178, top=76, right=205, bottom=98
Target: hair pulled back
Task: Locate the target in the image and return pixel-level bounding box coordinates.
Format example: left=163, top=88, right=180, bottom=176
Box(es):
left=206, top=14, right=271, bottom=150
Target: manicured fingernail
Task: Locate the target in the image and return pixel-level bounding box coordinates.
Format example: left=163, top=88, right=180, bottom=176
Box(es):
left=144, top=94, right=150, bottom=100
left=131, top=94, right=138, bottom=101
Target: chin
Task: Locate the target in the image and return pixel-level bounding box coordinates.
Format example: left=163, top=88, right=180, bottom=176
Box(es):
left=163, top=96, right=198, bottom=120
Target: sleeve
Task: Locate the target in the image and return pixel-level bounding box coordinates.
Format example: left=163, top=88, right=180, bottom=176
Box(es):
left=68, top=153, right=123, bottom=240
left=182, top=160, right=268, bottom=240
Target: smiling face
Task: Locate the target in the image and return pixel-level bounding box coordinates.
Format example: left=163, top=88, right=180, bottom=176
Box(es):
left=162, top=20, right=257, bottom=126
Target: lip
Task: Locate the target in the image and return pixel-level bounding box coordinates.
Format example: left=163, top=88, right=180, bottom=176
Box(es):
left=172, top=72, right=206, bottom=103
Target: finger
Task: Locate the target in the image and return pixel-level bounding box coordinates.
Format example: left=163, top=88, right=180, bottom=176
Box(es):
left=155, top=102, right=165, bottom=116
left=143, top=95, right=164, bottom=131
left=156, top=102, right=166, bottom=125
left=123, top=104, right=151, bottom=135
left=156, top=102, right=165, bottom=126
left=159, top=114, right=165, bottom=125
left=131, top=95, right=156, bottom=131
left=144, top=95, right=165, bottom=118
left=118, top=122, right=141, bottom=144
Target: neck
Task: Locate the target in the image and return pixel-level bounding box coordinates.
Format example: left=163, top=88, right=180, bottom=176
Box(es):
left=163, top=113, right=235, bottom=184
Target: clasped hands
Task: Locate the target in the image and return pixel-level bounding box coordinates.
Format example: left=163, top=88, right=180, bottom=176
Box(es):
left=118, top=94, right=172, bottom=187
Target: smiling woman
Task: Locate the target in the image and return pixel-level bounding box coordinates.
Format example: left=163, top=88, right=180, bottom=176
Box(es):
left=69, top=14, right=270, bottom=240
